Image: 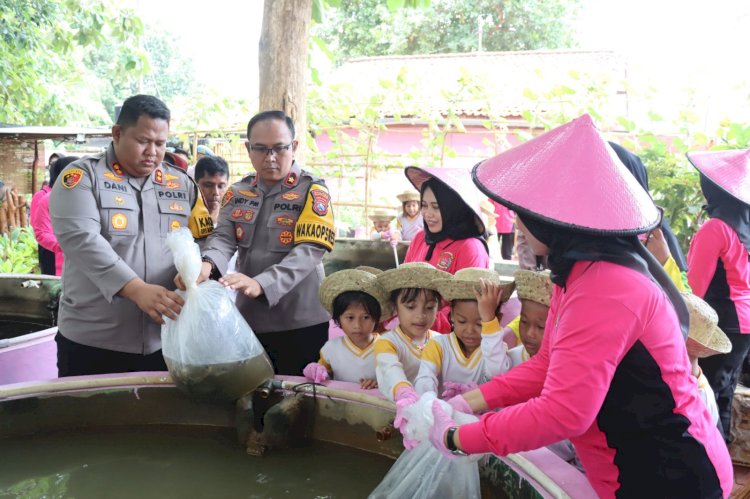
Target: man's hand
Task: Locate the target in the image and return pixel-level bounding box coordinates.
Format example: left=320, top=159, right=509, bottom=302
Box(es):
left=219, top=272, right=264, bottom=298
left=119, top=278, right=185, bottom=325
left=174, top=261, right=212, bottom=291
left=475, top=278, right=503, bottom=323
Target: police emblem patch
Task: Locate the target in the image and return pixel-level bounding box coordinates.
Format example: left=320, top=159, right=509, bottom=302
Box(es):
left=275, top=215, right=294, bottom=227
left=436, top=251, right=454, bottom=271
left=279, top=230, right=293, bottom=245
left=281, top=191, right=301, bottom=201
left=111, top=213, right=128, bottom=230
left=231, top=208, right=243, bottom=219
left=284, top=172, right=298, bottom=187
left=244, top=209, right=255, bottom=221
left=104, top=172, right=123, bottom=182
left=310, top=189, right=330, bottom=216
left=221, top=190, right=234, bottom=208
left=62, top=169, right=84, bottom=189
left=235, top=225, right=244, bottom=241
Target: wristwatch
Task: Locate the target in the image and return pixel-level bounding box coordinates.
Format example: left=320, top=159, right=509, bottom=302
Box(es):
left=200, top=256, right=220, bottom=280
left=445, top=426, right=468, bottom=456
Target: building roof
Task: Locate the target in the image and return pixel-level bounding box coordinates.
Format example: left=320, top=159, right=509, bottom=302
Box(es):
left=326, top=50, right=629, bottom=119
left=0, top=126, right=112, bottom=141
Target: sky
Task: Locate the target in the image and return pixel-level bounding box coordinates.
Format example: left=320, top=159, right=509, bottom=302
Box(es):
left=128, top=0, right=749, bottom=132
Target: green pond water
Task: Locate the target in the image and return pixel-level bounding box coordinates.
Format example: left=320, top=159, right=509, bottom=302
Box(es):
left=0, top=426, right=395, bottom=499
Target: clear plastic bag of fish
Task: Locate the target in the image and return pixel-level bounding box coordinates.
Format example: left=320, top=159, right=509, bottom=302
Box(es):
left=369, top=393, right=482, bottom=499
left=162, top=228, right=274, bottom=401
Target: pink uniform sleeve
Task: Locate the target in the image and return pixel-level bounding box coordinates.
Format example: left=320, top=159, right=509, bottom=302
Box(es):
left=687, top=221, right=724, bottom=298
left=30, top=190, right=61, bottom=253
left=461, top=293, right=637, bottom=455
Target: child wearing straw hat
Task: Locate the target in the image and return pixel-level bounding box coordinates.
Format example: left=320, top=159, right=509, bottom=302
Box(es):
left=369, top=209, right=400, bottom=242
left=507, top=269, right=553, bottom=367
left=303, top=269, right=389, bottom=389
left=373, top=263, right=448, bottom=431
left=683, top=293, right=732, bottom=426
left=414, top=268, right=515, bottom=398
left=396, top=189, right=423, bottom=241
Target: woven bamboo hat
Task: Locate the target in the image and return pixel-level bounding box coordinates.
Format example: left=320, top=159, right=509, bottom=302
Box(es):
left=356, top=265, right=383, bottom=275
left=376, top=262, right=450, bottom=293
left=368, top=208, right=396, bottom=222
left=686, top=149, right=750, bottom=205
left=434, top=268, right=515, bottom=302
left=396, top=190, right=421, bottom=203
left=682, top=293, right=732, bottom=358
left=319, top=269, right=391, bottom=317
left=514, top=269, right=553, bottom=307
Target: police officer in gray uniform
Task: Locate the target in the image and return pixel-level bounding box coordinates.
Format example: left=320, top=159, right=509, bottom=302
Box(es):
left=50, top=94, right=213, bottom=377
left=193, top=111, right=335, bottom=375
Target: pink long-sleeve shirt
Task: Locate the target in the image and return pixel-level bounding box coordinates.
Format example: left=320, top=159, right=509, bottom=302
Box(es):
left=460, top=260, right=732, bottom=499
left=405, top=230, right=490, bottom=333
left=30, top=186, right=64, bottom=276
left=687, top=217, right=750, bottom=333
left=490, top=199, right=515, bottom=234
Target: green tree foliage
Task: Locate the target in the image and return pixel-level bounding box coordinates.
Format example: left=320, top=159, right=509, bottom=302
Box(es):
left=0, top=0, right=145, bottom=125
left=314, top=0, right=580, bottom=62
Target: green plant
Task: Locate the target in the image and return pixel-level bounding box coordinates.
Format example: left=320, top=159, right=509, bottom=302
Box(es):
left=0, top=227, right=40, bottom=274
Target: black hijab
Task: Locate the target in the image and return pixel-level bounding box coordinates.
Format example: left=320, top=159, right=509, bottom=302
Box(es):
left=519, top=212, right=689, bottom=340
left=609, top=142, right=688, bottom=271
left=421, top=178, right=488, bottom=260
left=700, top=173, right=750, bottom=252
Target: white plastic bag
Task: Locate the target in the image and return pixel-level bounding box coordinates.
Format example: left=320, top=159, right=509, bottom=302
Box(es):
left=369, top=394, right=482, bottom=499
left=161, top=228, right=273, bottom=401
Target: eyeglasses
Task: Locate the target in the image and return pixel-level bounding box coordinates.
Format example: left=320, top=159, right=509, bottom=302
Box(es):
left=249, top=142, right=294, bottom=156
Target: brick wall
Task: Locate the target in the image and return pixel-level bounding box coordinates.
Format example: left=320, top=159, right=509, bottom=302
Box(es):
left=0, top=139, right=46, bottom=197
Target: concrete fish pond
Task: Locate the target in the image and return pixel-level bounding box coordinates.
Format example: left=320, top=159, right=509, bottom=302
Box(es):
left=0, top=274, right=59, bottom=384
left=0, top=374, right=596, bottom=498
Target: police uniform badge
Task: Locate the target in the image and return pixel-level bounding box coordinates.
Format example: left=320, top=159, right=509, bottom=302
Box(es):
left=279, top=230, right=293, bottom=245
left=104, top=172, right=123, bottom=182
left=310, top=188, right=330, bottom=216
left=281, top=191, right=301, bottom=201
left=112, top=163, right=125, bottom=176
left=111, top=213, right=128, bottom=230
left=170, top=220, right=181, bottom=231
left=283, top=171, right=299, bottom=187
left=153, top=169, right=164, bottom=184
left=244, top=209, right=255, bottom=221
left=239, top=189, right=258, bottom=198
left=221, top=190, right=234, bottom=208
left=62, top=169, right=84, bottom=189
left=235, top=225, right=245, bottom=241
left=436, top=251, right=455, bottom=271
left=231, top=208, right=243, bottom=219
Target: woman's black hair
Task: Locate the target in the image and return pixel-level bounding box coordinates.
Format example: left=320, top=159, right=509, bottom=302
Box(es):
left=49, top=156, right=80, bottom=187
left=389, top=287, right=441, bottom=306
left=332, top=291, right=381, bottom=326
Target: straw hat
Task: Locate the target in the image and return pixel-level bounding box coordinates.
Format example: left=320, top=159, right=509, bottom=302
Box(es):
left=376, top=262, right=450, bottom=293
left=396, top=190, right=421, bottom=203
left=356, top=265, right=383, bottom=275
left=686, top=149, right=750, bottom=205
left=514, top=269, right=553, bottom=307
left=682, top=293, right=732, bottom=358
left=405, top=166, right=486, bottom=233
left=319, top=269, right=391, bottom=317
left=368, top=208, right=396, bottom=222
left=472, top=114, right=660, bottom=235
left=434, top=268, right=515, bottom=302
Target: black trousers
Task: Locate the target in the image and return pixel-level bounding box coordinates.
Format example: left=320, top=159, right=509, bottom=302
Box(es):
left=498, top=232, right=515, bottom=260
left=56, top=332, right=167, bottom=377
left=255, top=322, right=329, bottom=376
left=699, top=331, right=750, bottom=441
left=38, top=245, right=55, bottom=275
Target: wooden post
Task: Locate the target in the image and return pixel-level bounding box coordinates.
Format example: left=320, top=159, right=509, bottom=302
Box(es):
left=258, top=0, right=313, bottom=160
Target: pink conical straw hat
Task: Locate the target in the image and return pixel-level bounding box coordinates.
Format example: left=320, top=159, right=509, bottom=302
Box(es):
left=687, top=149, right=750, bottom=205
left=472, top=114, right=659, bottom=234
left=404, top=166, right=486, bottom=233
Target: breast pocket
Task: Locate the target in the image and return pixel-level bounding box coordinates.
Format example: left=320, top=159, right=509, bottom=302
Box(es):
left=267, top=212, right=298, bottom=253
left=157, top=198, right=191, bottom=234
left=100, top=191, right=138, bottom=237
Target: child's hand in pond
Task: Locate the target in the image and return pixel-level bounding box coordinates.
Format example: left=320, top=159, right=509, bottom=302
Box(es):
left=303, top=362, right=330, bottom=384
left=475, top=278, right=503, bottom=323
left=360, top=378, right=378, bottom=390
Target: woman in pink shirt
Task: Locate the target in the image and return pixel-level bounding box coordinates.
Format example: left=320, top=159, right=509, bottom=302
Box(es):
left=30, top=156, right=78, bottom=276
left=686, top=148, right=750, bottom=441
left=402, top=166, right=490, bottom=332
left=417, top=115, right=731, bottom=499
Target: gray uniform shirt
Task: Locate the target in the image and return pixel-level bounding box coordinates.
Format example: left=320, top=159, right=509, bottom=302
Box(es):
left=50, top=144, right=206, bottom=354
left=202, top=162, right=331, bottom=334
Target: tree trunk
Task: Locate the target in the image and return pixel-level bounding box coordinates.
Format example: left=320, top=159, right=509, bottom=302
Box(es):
left=259, top=0, right=312, bottom=160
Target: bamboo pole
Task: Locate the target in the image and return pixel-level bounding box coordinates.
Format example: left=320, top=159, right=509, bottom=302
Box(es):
left=17, top=191, right=27, bottom=228
left=0, top=200, right=8, bottom=235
